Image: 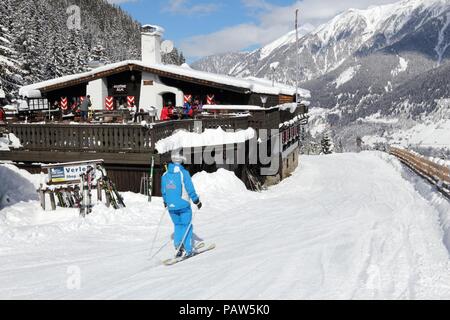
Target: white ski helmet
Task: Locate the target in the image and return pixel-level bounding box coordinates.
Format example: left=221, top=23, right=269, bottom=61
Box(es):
left=171, top=149, right=187, bottom=164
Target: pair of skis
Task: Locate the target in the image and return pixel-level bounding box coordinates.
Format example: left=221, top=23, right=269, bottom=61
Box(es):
left=163, top=243, right=216, bottom=266
left=56, top=188, right=80, bottom=208
left=79, top=165, right=126, bottom=216
left=97, top=165, right=126, bottom=210
left=79, top=166, right=95, bottom=217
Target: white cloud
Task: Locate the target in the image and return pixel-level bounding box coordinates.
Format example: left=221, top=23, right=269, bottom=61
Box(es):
left=181, top=0, right=399, bottom=58
left=162, top=0, right=221, bottom=15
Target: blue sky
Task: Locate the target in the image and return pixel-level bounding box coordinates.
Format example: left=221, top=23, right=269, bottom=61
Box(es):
left=110, top=0, right=398, bottom=61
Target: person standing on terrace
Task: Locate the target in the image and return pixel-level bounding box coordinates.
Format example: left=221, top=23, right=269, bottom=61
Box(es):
left=160, top=101, right=174, bottom=121
left=80, top=95, right=91, bottom=122
left=183, top=96, right=192, bottom=119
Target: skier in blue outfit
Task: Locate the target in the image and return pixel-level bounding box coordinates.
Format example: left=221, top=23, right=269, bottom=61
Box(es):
left=161, top=152, right=202, bottom=258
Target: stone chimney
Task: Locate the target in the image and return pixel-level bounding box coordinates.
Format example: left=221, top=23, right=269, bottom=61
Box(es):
left=141, top=24, right=164, bottom=65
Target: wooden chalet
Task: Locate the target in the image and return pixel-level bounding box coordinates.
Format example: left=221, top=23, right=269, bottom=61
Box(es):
left=0, top=25, right=311, bottom=195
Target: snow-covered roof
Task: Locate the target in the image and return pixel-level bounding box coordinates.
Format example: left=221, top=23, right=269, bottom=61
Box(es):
left=155, top=127, right=256, bottom=154
left=202, top=105, right=266, bottom=111
left=245, top=76, right=311, bottom=99
left=19, top=60, right=310, bottom=98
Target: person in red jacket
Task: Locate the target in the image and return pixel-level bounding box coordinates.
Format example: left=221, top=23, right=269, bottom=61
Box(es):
left=0, top=106, right=5, bottom=123
left=160, top=101, right=174, bottom=121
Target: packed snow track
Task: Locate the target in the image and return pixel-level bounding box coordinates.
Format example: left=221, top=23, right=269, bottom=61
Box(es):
left=1, top=152, right=450, bottom=299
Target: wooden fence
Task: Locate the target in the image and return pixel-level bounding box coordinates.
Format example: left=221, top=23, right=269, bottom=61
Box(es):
left=390, top=147, right=450, bottom=197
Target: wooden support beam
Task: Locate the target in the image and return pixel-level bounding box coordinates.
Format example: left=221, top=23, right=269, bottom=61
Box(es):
left=0, top=150, right=159, bottom=166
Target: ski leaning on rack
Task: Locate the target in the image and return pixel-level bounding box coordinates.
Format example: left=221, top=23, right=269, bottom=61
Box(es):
left=163, top=243, right=216, bottom=266
left=97, top=165, right=125, bottom=210
left=79, top=166, right=95, bottom=217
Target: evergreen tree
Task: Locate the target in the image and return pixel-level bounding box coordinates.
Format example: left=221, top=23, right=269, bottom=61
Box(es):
left=1, top=0, right=187, bottom=98
left=89, top=44, right=110, bottom=67
left=0, top=0, right=24, bottom=97
left=321, top=132, right=334, bottom=155
left=356, top=136, right=363, bottom=153
left=162, top=47, right=186, bottom=66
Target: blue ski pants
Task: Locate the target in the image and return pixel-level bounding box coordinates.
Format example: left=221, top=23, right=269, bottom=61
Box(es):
left=169, top=206, right=193, bottom=254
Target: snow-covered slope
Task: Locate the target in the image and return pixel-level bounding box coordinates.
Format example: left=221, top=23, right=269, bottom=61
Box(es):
left=1, top=152, right=450, bottom=299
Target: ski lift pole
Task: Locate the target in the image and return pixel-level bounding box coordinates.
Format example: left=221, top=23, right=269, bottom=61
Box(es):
left=295, top=9, right=300, bottom=103
left=148, top=155, right=155, bottom=202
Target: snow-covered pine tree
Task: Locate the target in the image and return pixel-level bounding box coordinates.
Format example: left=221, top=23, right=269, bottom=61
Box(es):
left=162, top=47, right=186, bottom=65
left=1, top=0, right=187, bottom=98
left=89, top=44, right=110, bottom=67
left=321, top=132, right=334, bottom=155
left=66, top=30, right=89, bottom=74
left=0, top=0, right=24, bottom=97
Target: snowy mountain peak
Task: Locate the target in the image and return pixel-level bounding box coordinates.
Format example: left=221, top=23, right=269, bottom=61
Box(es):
left=192, top=0, right=450, bottom=155
left=193, top=0, right=450, bottom=82
left=314, top=0, right=448, bottom=46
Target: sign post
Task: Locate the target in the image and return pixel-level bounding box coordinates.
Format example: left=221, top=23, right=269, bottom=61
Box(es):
left=43, top=160, right=105, bottom=185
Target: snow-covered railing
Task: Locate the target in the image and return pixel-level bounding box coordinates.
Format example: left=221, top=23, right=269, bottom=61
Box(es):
left=279, top=115, right=306, bottom=152
left=390, top=147, right=450, bottom=197
left=3, top=116, right=252, bottom=154
left=6, top=123, right=153, bottom=153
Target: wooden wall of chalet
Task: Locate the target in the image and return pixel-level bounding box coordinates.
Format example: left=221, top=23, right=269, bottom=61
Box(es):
left=248, top=94, right=279, bottom=108
left=249, top=94, right=295, bottom=108
left=160, top=77, right=249, bottom=106
left=279, top=95, right=294, bottom=104
left=249, top=108, right=281, bottom=130
left=280, top=108, right=304, bottom=123
left=107, top=71, right=142, bottom=107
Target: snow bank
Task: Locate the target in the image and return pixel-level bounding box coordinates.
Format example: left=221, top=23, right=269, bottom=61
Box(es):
left=0, top=133, right=23, bottom=151
left=155, top=127, right=256, bottom=154
left=193, top=169, right=248, bottom=201
left=0, top=165, right=40, bottom=211
left=377, top=152, right=450, bottom=251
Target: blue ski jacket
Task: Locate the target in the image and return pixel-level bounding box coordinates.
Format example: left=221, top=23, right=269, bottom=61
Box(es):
left=183, top=102, right=192, bottom=115
left=161, top=163, right=199, bottom=211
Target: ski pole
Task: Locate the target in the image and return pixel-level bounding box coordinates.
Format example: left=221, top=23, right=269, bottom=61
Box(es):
left=149, top=208, right=167, bottom=259
left=148, top=155, right=155, bottom=202
left=174, top=209, right=198, bottom=258
left=149, top=239, right=171, bottom=262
